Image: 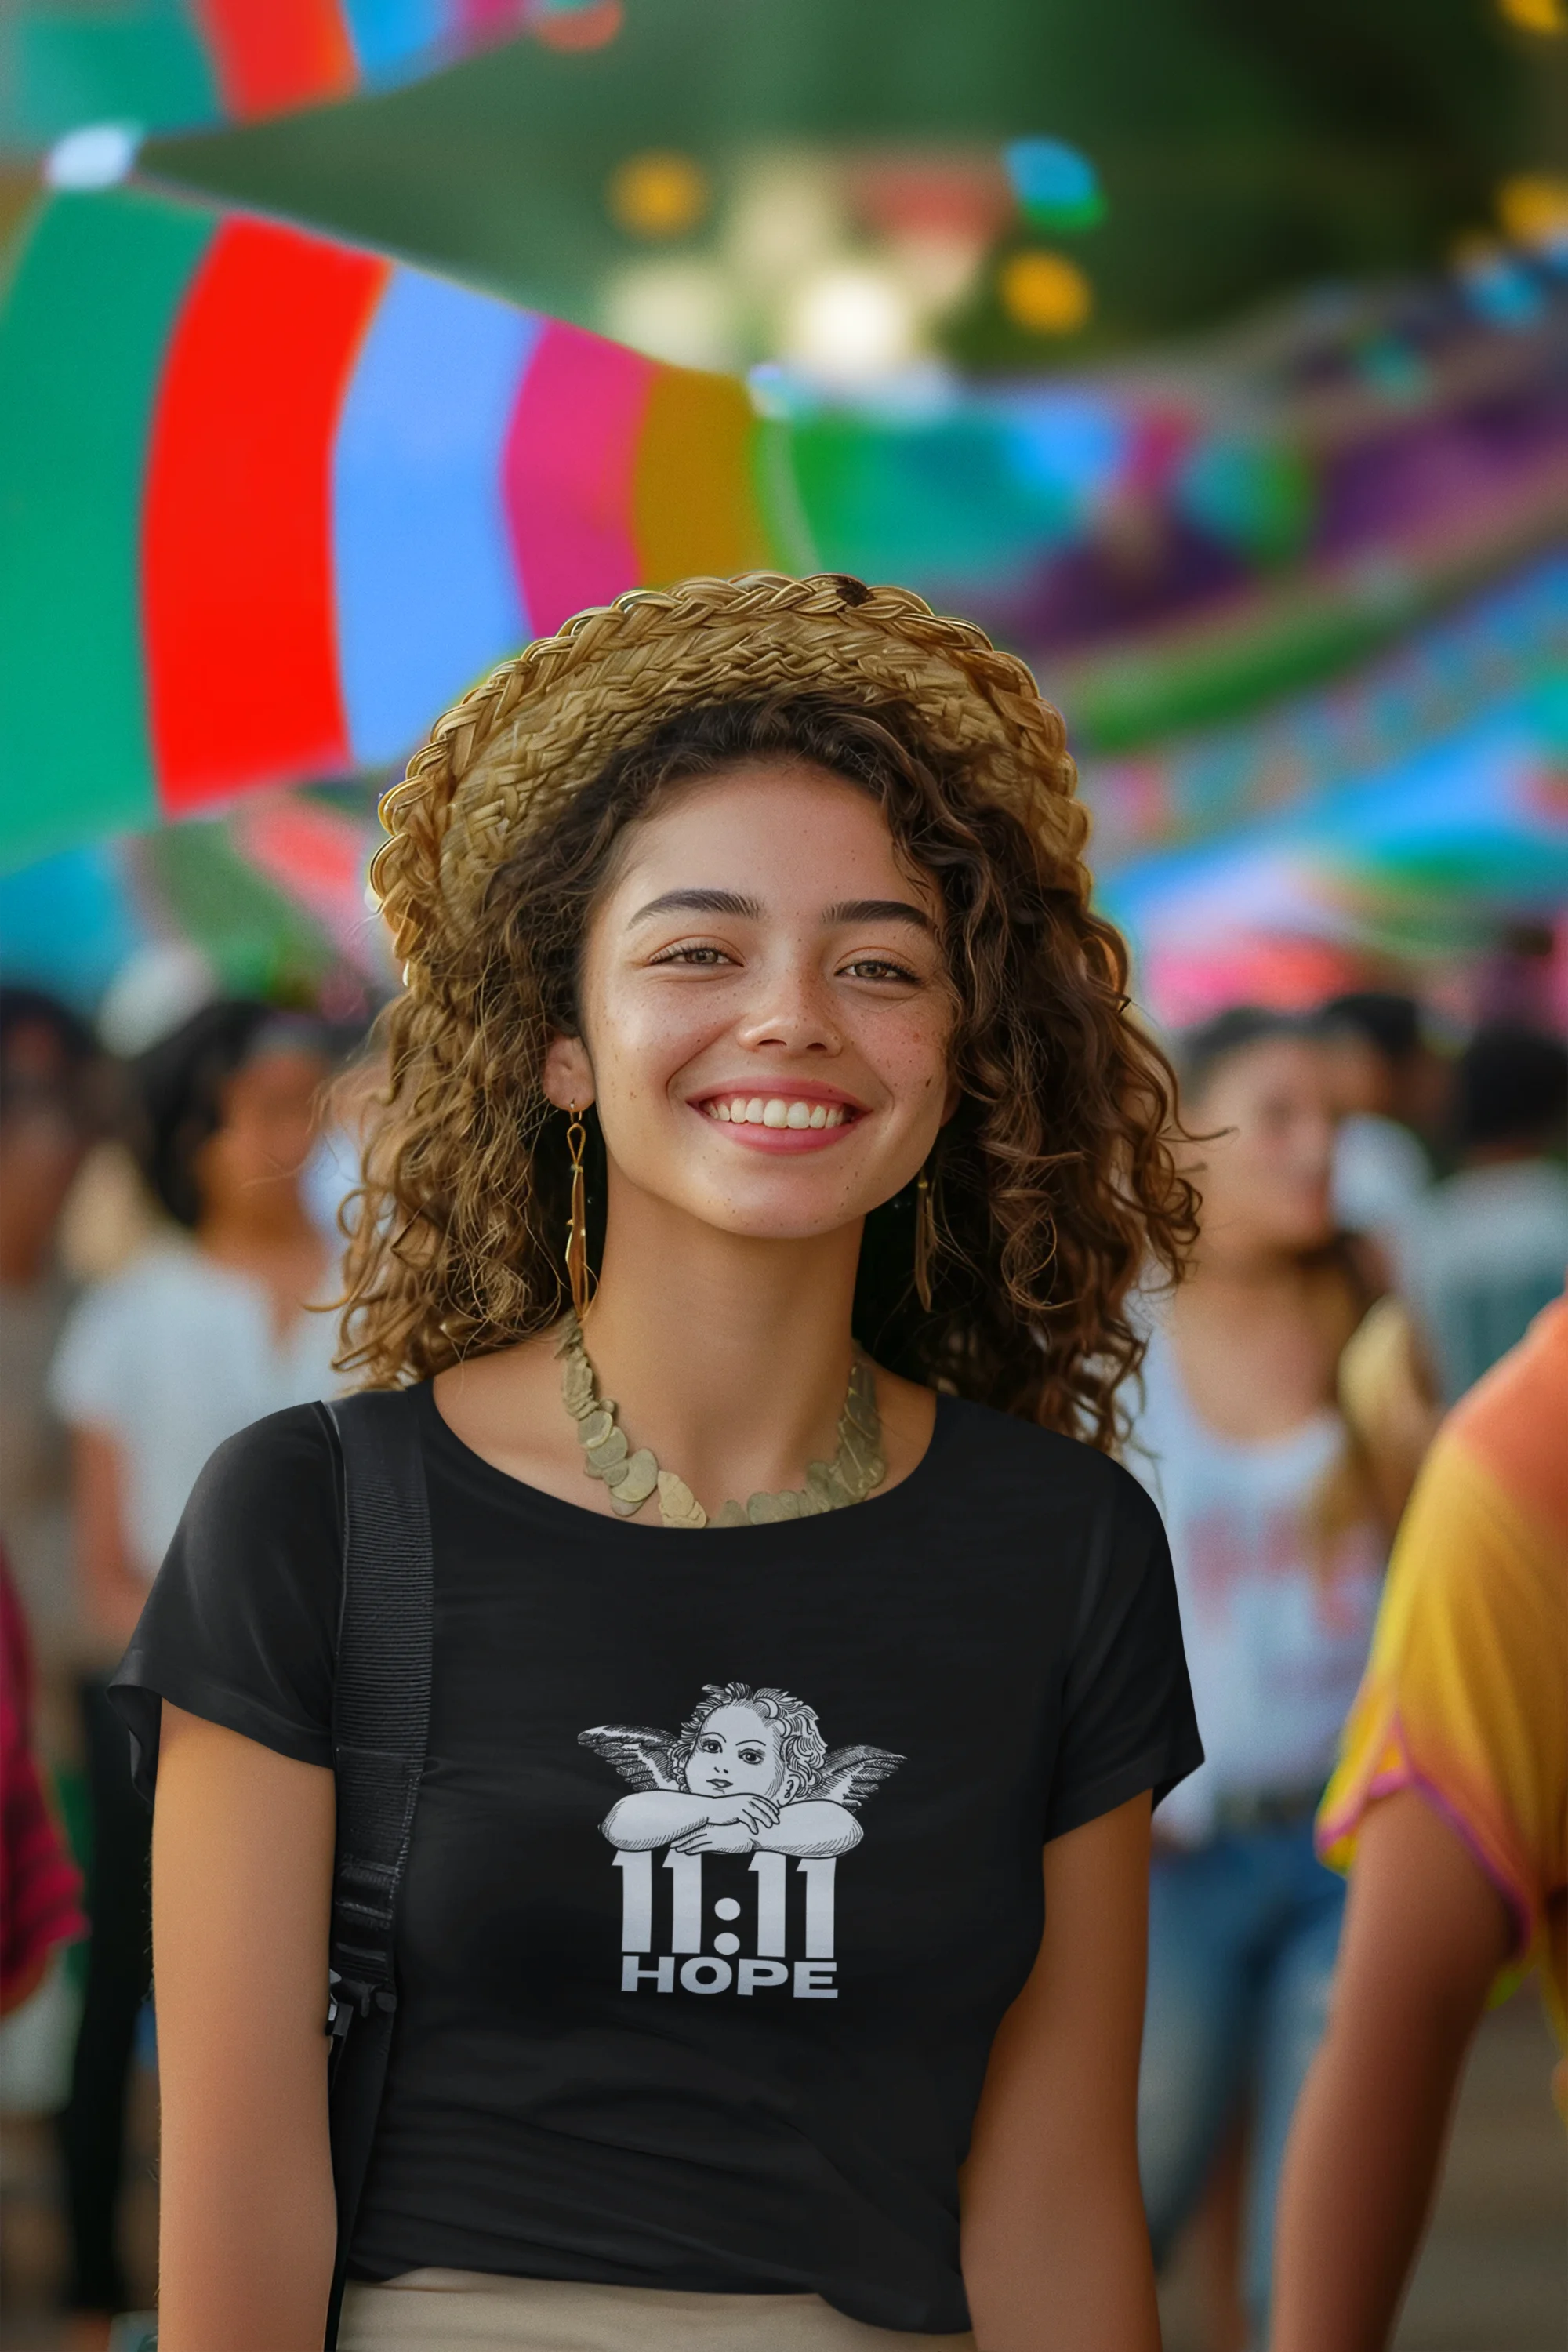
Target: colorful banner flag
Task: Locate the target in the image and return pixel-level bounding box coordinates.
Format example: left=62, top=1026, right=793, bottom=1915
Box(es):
left=1103, top=695, right=1568, bottom=1025
left=0, top=186, right=774, bottom=870
left=1, top=1, right=552, bottom=149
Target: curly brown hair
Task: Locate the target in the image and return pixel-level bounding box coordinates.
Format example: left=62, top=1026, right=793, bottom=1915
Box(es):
left=339, top=670, right=1195, bottom=1448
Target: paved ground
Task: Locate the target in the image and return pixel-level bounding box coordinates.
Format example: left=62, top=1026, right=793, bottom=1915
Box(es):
left=3, top=1990, right=1563, bottom=2348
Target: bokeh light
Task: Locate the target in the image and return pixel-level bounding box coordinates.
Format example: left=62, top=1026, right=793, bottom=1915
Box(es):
left=724, top=158, right=844, bottom=290
left=1004, top=138, right=1105, bottom=233
left=608, top=151, right=710, bottom=240
left=1498, top=173, right=1568, bottom=252
left=43, top=122, right=140, bottom=190
left=783, top=265, right=918, bottom=383
left=601, top=259, right=737, bottom=368
left=531, top=0, right=622, bottom=53
left=998, top=249, right=1093, bottom=335
left=1497, top=0, right=1566, bottom=30
left=1452, top=234, right=1546, bottom=328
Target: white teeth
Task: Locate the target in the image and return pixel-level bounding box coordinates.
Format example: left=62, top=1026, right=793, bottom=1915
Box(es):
left=706, top=1096, right=849, bottom=1127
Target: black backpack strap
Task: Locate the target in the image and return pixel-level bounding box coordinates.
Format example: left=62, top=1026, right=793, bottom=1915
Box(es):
left=318, top=1389, right=433, bottom=2352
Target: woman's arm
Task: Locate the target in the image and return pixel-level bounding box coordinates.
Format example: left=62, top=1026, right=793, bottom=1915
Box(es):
left=1272, top=1789, right=1512, bottom=2352
left=960, top=1792, right=1159, bottom=2352
left=72, top=1427, right=151, bottom=1649
left=152, top=1703, right=338, bottom=2352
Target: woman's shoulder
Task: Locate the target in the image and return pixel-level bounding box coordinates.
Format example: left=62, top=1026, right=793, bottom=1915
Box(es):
left=114, top=1403, right=347, bottom=1791
left=190, top=1399, right=340, bottom=1512
left=143, top=1406, right=343, bottom=1664
left=168, top=1405, right=343, bottom=1581
left=938, top=1390, right=1160, bottom=1522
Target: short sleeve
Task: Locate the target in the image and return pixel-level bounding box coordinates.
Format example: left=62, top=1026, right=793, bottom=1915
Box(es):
left=108, top=1405, right=343, bottom=1804
left=49, top=1276, right=136, bottom=1434
left=1045, top=1465, right=1203, bottom=1841
left=1318, top=1427, right=1568, bottom=1978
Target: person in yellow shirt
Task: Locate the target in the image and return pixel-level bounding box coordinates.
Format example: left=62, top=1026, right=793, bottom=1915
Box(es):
left=1272, top=1287, right=1568, bottom=2352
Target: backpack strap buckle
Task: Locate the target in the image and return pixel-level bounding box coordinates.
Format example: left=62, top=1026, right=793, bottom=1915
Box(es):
left=326, top=1967, right=397, bottom=2040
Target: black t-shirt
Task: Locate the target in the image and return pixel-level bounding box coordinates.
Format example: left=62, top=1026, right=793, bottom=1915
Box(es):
left=111, top=1383, right=1200, bottom=2334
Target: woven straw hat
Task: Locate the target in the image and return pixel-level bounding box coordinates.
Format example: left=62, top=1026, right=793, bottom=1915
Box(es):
left=373, top=571, right=1085, bottom=969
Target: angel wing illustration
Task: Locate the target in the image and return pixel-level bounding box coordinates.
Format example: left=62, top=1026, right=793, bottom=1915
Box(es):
left=577, top=1722, right=683, bottom=1791
left=802, top=1744, right=906, bottom=1809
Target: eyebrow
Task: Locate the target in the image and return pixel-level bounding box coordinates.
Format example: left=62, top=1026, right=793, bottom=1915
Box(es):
left=824, top=898, right=935, bottom=934
left=629, top=888, right=762, bottom=924
left=629, top=889, right=935, bottom=934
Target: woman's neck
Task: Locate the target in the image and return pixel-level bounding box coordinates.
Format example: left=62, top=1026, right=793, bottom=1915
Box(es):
left=432, top=1171, right=938, bottom=1521
left=1183, top=1230, right=1315, bottom=1298
left=200, top=1190, right=319, bottom=1256
left=1169, top=1234, right=1350, bottom=1443
left=198, top=1190, right=327, bottom=1334
left=579, top=1178, right=866, bottom=1504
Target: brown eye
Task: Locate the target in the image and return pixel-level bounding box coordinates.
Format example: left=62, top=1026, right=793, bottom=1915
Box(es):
left=842, top=956, right=919, bottom=984
left=648, top=943, right=733, bottom=967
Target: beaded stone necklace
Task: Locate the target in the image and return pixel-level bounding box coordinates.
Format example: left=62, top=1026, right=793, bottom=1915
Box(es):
left=555, top=1314, right=885, bottom=1530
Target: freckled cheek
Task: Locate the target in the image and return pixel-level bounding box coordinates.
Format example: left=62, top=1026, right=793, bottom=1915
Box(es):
left=855, top=1008, right=953, bottom=1109
left=590, top=985, right=726, bottom=1107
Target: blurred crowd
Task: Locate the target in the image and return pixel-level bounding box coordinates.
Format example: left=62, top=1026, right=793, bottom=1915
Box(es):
left=0, top=973, right=365, bottom=2347
left=0, top=969, right=1563, bottom=2350
left=1123, top=993, right=1567, bottom=2351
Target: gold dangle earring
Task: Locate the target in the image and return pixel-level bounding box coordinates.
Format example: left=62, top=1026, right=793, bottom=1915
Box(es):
left=564, top=1104, right=594, bottom=1323
left=913, top=1163, right=937, bottom=1313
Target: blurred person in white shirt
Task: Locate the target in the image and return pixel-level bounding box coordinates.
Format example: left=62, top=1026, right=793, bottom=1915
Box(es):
left=47, top=1000, right=336, bottom=2347
left=1127, top=1009, right=1407, bottom=2350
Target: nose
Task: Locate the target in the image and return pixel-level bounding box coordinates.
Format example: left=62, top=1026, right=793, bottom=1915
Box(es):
left=732, top=955, right=842, bottom=1058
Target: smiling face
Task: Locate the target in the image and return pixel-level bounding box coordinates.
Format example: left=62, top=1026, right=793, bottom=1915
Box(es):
left=543, top=759, right=958, bottom=1244
left=684, top=1704, right=782, bottom=1797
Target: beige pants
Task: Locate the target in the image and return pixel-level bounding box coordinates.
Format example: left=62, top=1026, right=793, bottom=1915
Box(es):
left=338, top=2270, right=975, bottom=2351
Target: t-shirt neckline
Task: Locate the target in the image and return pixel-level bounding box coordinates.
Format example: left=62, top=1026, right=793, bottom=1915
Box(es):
left=415, top=1376, right=961, bottom=1549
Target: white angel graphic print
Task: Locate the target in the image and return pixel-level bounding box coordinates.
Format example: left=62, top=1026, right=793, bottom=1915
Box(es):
left=579, top=1682, right=904, bottom=2000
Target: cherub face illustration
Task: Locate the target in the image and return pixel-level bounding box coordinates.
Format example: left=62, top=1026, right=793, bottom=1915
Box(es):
left=684, top=1704, right=782, bottom=1797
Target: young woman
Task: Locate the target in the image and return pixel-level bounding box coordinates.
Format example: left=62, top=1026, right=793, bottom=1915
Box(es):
left=111, top=574, right=1203, bottom=2352
left=50, top=998, right=336, bottom=2347
left=1127, top=1009, right=1397, bottom=2350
